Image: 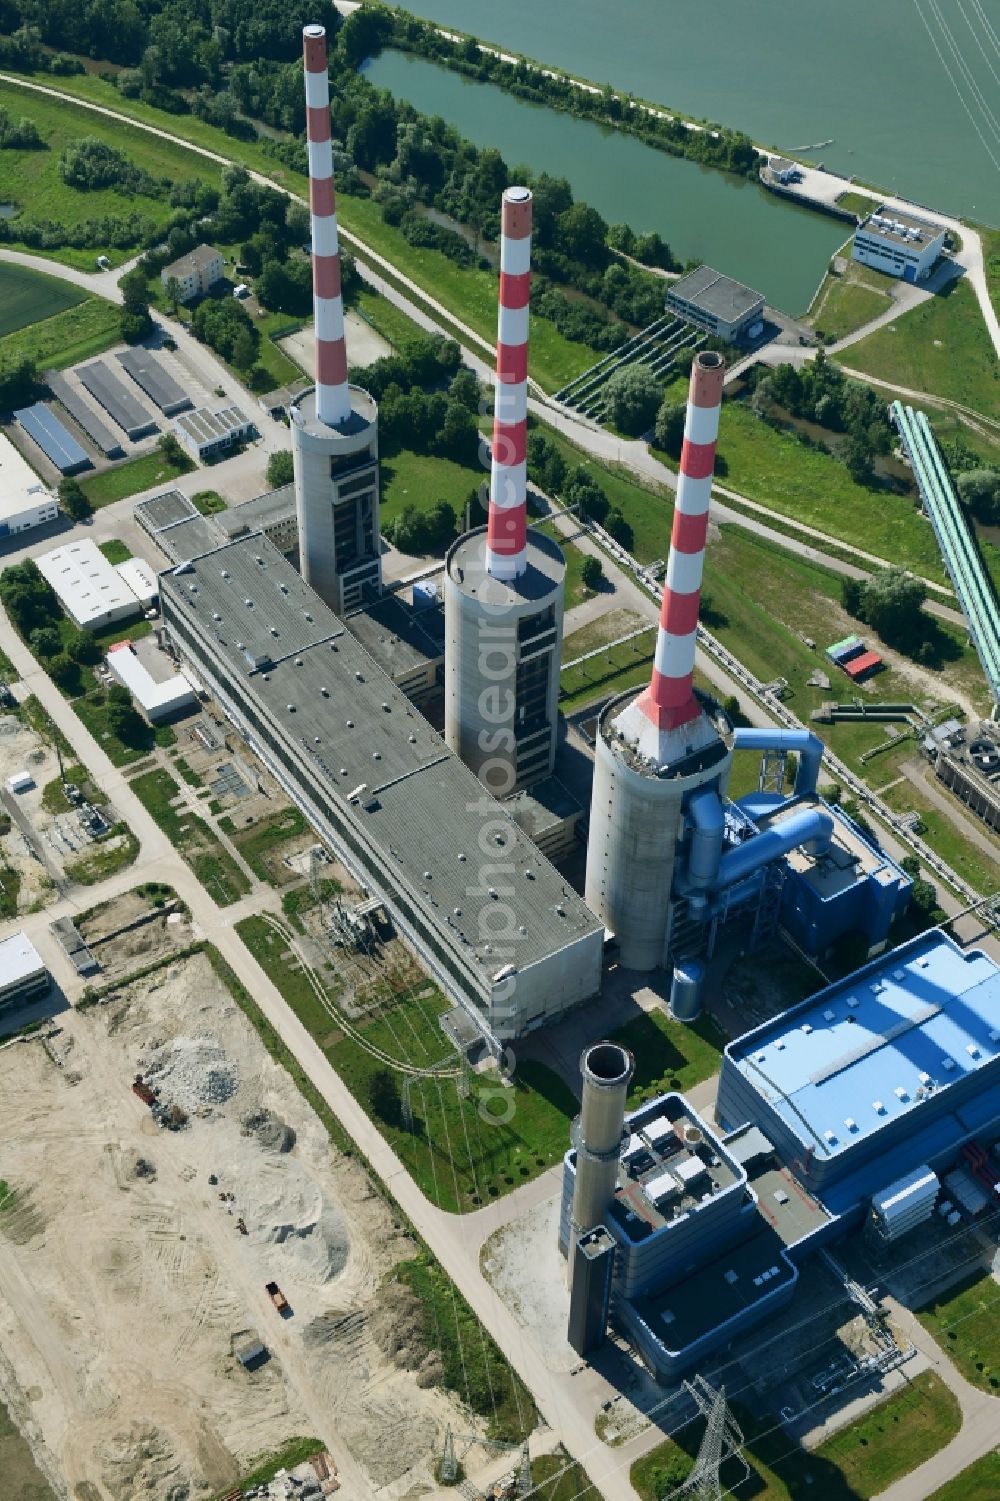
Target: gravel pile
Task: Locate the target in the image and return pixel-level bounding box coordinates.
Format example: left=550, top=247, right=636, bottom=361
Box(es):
left=141, top=1035, right=239, bottom=1111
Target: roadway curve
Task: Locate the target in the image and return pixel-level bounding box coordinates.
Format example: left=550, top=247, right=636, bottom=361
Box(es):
left=0, top=73, right=963, bottom=607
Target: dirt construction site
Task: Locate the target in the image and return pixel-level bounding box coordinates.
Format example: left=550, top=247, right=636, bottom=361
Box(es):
left=0, top=896, right=478, bottom=1501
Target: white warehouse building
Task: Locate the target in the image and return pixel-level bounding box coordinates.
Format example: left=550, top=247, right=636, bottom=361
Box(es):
left=35, top=539, right=143, bottom=632
left=0, top=433, right=58, bottom=539
left=852, top=209, right=947, bottom=282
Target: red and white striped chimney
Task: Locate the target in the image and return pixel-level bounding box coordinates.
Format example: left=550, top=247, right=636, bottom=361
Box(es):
left=627, top=350, right=725, bottom=737
left=303, top=24, right=351, bottom=428
left=486, top=186, right=532, bottom=580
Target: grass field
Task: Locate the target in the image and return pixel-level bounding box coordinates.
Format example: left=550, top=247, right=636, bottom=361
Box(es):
left=0, top=293, right=121, bottom=371
left=610, top=1007, right=725, bottom=1107
left=237, top=913, right=581, bottom=1212
left=809, top=276, right=892, bottom=342
left=631, top=1373, right=960, bottom=1500
left=380, top=447, right=481, bottom=533
left=0, top=260, right=85, bottom=336
left=97, top=539, right=131, bottom=564
left=712, top=401, right=948, bottom=584
left=917, top=1268, right=1000, bottom=1391
left=131, top=768, right=251, bottom=905
left=834, top=191, right=875, bottom=219
left=926, top=1451, right=1000, bottom=1501
left=354, top=287, right=425, bottom=351
left=841, top=279, right=1000, bottom=421
left=80, top=448, right=194, bottom=508
left=984, top=226, right=1000, bottom=322
left=0, top=74, right=599, bottom=389
left=0, top=81, right=217, bottom=269
left=218, top=806, right=306, bottom=885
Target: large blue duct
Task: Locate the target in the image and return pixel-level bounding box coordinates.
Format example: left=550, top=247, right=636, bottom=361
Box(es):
left=732, top=728, right=825, bottom=797
left=714, top=806, right=834, bottom=890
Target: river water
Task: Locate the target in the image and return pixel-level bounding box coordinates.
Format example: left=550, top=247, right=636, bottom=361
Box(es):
left=362, top=50, right=849, bottom=313
left=386, top=0, right=1000, bottom=224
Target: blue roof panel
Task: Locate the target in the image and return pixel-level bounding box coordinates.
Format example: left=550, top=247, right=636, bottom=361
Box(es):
left=727, top=935, right=1000, bottom=1163
left=15, top=402, right=89, bottom=474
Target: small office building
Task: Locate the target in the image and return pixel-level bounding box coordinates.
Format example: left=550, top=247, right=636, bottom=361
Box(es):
left=0, top=932, right=49, bottom=1013
left=852, top=209, right=947, bottom=281
left=172, top=405, right=255, bottom=462
left=0, top=434, right=58, bottom=537
left=666, top=266, right=765, bottom=342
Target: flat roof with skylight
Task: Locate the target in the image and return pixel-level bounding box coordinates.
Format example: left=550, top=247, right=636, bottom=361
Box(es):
left=723, top=933, right=1000, bottom=1166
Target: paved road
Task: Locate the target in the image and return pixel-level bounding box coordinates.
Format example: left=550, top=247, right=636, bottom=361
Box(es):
left=0, top=73, right=964, bottom=606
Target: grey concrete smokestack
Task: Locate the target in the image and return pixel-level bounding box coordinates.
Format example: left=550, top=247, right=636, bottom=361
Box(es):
left=568, top=1042, right=633, bottom=1283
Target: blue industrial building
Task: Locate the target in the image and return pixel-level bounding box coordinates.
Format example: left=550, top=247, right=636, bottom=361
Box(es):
left=718, top=931, right=1000, bottom=1209
left=562, top=934, right=1000, bottom=1380
left=668, top=729, right=911, bottom=972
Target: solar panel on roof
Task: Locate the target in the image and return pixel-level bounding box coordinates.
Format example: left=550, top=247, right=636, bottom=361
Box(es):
left=14, top=403, right=90, bottom=474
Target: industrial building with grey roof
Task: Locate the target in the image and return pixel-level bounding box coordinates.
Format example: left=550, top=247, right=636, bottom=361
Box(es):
left=159, top=532, right=603, bottom=1040
left=666, top=265, right=765, bottom=341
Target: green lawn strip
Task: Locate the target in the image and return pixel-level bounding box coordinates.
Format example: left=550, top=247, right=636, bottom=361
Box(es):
left=879, top=778, right=1000, bottom=895
left=610, top=1007, right=724, bottom=1108
left=840, top=279, right=1000, bottom=422
left=917, top=1268, right=1000, bottom=1391
left=0, top=294, right=121, bottom=371
left=354, top=287, right=426, bottom=351
left=560, top=637, right=655, bottom=715
left=810, top=279, right=892, bottom=342
left=236, top=914, right=578, bottom=1212
left=834, top=191, right=875, bottom=219
left=207, top=1438, right=326, bottom=1501
left=0, top=1396, right=54, bottom=1501
left=562, top=606, right=648, bottom=662
left=0, top=260, right=85, bottom=336
left=130, top=768, right=250, bottom=904
left=380, top=447, right=481, bottom=532
left=218, top=805, right=306, bottom=884
left=530, top=1450, right=601, bottom=1501
left=926, top=1450, right=1000, bottom=1501
left=0, top=79, right=218, bottom=265
left=399, top=1252, right=536, bottom=1441
left=97, top=539, right=131, bottom=565
left=712, top=402, right=947, bottom=584
left=632, top=1374, right=960, bottom=1500
left=80, top=448, right=195, bottom=508
left=984, top=226, right=1000, bottom=322
left=64, top=824, right=140, bottom=885
left=534, top=520, right=596, bottom=606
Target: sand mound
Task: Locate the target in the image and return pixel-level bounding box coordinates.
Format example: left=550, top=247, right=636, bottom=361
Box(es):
left=245, top=1175, right=350, bottom=1285
left=142, top=1035, right=238, bottom=1111
left=97, top=1422, right=191, bottom=1501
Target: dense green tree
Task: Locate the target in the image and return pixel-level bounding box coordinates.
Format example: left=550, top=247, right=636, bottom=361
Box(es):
left=654, top=399, right=686, bottom=458
left=580, top=555, right=604, bottom=591
left=106, top=698, right=145, bottom=745
left=556, top=201, right=609, bottom=267
left=563, top=467, right=609, bottom=523
left=0, top=354, right=37, bottom=411
left=157, top=432, right=188, bottom=467
left=29, top=626, right=61, bottom=658
left=0, top=558, right=58, bottom=636
left=47, top=653, right=80, bottom=692
left=266, top=450, right=294, bottom=488
left=957, top=468, right=1000, bottom=524
left=389, top=501, right=457, bottom=555
left=605, top=363, right=661, bottom=436
left=58, top=476, right=92, bottom=521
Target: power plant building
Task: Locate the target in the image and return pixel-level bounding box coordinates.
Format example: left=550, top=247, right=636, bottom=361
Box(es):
left=159, top=532, right=603, bottom=1040
left=445, top=187, right=565, bottom=795
left=292, top=25, right=381, bottom=616
left=852, top=209, right=946, bottom=282
left=561, top=936, right=1000, bottom=1380
left=665, top=267, right=765, bottom=342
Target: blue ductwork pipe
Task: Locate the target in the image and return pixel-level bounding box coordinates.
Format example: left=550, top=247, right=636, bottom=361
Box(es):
left=732, top=728, right=825, bottom=797
left=714, top=807, right=834, bottom=891
left=687, top=789, right=725, bottom=890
